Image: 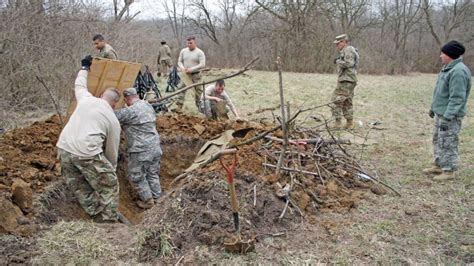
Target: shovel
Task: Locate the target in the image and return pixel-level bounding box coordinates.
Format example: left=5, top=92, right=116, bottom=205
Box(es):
left=219, top=150, right=255, bottom=254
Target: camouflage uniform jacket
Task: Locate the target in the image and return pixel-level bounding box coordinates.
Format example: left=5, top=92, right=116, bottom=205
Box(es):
left=431, top=57, right=471, bottom=120
left=99, top=44, right=118, bottom=60
left=336, top=45, right=358, bottom=83
left=115, top=100, right=161, bottom=153
left=158, top=44, right=172, bottom=61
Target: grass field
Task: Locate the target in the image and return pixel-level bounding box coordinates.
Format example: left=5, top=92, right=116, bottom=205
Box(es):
left=183, top=70, right=473, bottom=263
left=10, top=70, right=473, bottom=263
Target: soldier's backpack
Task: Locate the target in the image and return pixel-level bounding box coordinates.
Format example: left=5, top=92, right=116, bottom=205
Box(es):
left=353, top=47, right=360, bottom=70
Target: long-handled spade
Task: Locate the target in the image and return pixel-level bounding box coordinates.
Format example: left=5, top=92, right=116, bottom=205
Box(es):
left=219, top=150, right=255, bottom=254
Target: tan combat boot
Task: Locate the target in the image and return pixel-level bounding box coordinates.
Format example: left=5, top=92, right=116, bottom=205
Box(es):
left=433, top=171, right=455, bottom=181
left=344, top=119, right=354, bottom=129
left=137, top=198, right=154, bottom=209
left=422, top=165, right=443, bottom=175
left=334, top=118, right=342, bottom=129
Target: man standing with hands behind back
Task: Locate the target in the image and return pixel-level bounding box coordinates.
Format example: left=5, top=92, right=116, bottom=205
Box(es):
left=424, top=40, right=471, bottom=181
left=157, top=40, right=172, bottom=77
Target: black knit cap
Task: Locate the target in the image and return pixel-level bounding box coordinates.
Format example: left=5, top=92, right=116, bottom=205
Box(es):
left=441, top=40, right=465, bottom=59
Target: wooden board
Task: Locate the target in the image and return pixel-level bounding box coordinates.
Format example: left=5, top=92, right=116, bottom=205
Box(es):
left=66, top=58, right=142, bottom=117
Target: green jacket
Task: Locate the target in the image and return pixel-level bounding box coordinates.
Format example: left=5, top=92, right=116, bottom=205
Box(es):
left=99, top=44, right=118, bottom=60
left=336, top=45, right=358, bottom=83
left=431, top=57, right=471, bottom=120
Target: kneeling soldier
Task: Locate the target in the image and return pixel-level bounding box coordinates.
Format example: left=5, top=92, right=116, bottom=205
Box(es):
left=199, top=79, right=240, bottom=120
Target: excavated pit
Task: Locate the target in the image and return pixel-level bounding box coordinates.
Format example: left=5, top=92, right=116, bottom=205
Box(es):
left=0, top=114, right=218, bottom=231
left=115, top=136, right=205, bottom=225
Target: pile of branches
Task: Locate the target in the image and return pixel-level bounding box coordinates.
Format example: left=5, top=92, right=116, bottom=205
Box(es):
left=258, top=128, right=400, bottom=197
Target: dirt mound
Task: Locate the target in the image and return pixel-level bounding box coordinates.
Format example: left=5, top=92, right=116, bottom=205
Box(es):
left=0, top=113, right=251, bottom=234
left=0, top=115, right=62, bottom=235
left=0, top=115, right=62, bottom=195
left=140, top=172, right=287, bottom=262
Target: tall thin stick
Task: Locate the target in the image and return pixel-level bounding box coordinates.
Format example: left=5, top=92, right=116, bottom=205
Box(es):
left=275, top=57, right=288, bottom=173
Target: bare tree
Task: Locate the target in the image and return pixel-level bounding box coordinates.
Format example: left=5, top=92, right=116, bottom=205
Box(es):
left=255, top=0, right=319, bottom=34
left=379, top=0, right=423, bottom=74
left=320, top=0, right=376, bottom=38
left=422, top=0, right=473, bottom=46
left=163, top=0, right=187, bottom=47
left=113, top=0, right=140, bottom=22
left=186, top=0, right=220, bottom=44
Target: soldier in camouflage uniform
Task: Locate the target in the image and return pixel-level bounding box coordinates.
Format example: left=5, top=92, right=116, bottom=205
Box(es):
left=115, top=88, right=162, bottom=209
left=93, top=34, right=118, bottom=60
left=157, top=40, right=172, bottom=77
left=330, top=34, right=359, bottom=129
left=57, top=56, right=128, bottom=224
left=423, top=40, right=471, bottom=181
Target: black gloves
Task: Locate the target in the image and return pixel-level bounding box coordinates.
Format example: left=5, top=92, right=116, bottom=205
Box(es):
left=439, top=117, right=450, bottom=131
left=81, top=55, right=93, bottom=70
left=334, top=57, right=339, bottom=64
left=428, top=109, right=435, bottom=118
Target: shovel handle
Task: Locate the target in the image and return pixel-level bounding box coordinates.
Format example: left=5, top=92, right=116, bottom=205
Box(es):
left=229, top=182, right=239, bottom=213
left=219, top=148, right=237, bottom=156
left=220, top=152, right=240, bottom=232
left=219, top=153, right=237, bottom=182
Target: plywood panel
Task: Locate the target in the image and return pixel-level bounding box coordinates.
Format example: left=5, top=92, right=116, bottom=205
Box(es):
left=66, top=58, right=141, bottom=118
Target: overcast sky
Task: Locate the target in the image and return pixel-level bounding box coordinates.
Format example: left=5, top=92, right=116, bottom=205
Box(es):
left=126, top=0, right=221, bottom=20
left=128, top=0, right=163, bottom=19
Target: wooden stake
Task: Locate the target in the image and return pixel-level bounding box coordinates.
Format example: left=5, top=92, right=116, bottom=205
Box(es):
left=275, top=57, right=288, bottom=173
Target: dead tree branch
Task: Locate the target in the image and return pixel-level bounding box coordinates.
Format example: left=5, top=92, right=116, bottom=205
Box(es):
left=155, top=56, right=260, bottom=103
left=36, top=75, right=64, bottom=126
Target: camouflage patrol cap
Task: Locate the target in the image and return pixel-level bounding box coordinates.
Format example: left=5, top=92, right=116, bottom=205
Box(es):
left=334, top=34, right=348, bottom=43
left=123, top=87, right=137, bottom=97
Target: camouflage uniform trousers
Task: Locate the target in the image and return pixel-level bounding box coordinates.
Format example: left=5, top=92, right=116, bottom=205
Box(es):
left=433, top=115, right=462, bottom=172
left=158, top=59, right=172, bottom=77
left=175, top=72, right=203, bottom=109
left=128, top=148, right=162, bottom=201
left=330, top=81, right=356, bottom=120
left=58, top=149, right=119, bottom=221
left=199, top=99, right=229, bottom=120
